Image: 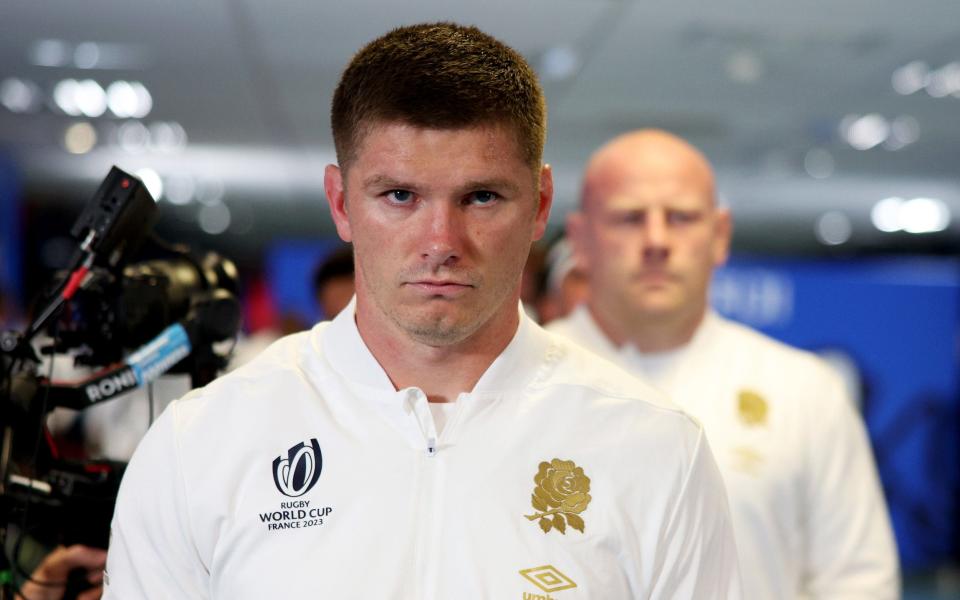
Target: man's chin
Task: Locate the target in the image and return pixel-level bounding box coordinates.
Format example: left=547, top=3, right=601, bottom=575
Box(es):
left=404, top=322, right=475, bottom=346
left=395, top=309, right=478, bottom=346
left=629, top=294, right=685, bottom=319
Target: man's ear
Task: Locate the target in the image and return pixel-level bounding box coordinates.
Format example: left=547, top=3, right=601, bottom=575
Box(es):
left=712, top=206, right=732, bottom=267
left=324, top=164, right=352, bottom=242
left=532, top=164, right=554, bottom=241
left=566, top=210, right=589, bottom=271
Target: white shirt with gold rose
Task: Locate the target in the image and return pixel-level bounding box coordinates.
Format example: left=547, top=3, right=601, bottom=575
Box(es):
left=104, top=301, right=741, bottom=599
left=548, top=306, right=899, bottom=600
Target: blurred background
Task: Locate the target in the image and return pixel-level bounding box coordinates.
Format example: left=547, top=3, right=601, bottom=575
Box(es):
left=0, top=1, right=958, bottom=596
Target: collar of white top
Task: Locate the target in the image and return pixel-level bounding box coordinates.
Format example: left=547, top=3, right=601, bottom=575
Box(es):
left=320, top=296, right=556, bottom=396
left=567, top=304, right=723, bottom=364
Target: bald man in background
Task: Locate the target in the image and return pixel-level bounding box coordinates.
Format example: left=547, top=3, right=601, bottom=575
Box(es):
left=548, top=129, right=899, bottom=599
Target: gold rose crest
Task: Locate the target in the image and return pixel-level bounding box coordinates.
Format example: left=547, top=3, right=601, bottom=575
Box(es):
left=737, top=389, right=768, bottom=427
left=525, top=458, right=591, bottom=535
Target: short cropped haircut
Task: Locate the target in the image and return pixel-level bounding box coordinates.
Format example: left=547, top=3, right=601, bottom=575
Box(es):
left=331, top=22, right=546, bottom=170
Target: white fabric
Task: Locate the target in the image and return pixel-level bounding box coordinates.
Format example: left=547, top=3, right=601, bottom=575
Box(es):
left=427, top=400, right=457, bottom=436
left=104, top=303, right=741, bottom=599
left=548, top=306, right=900, bottom=600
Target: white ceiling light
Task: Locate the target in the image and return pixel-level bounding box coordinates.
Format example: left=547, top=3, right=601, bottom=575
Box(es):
left=198, top=202, right=232, bottom=235
left=53, top=79, right=82, bottom=116
left=0, top=78, right=40, bottom=113
left=135, top=168, right=163, bottom=201
left=870, top=197, right=903, bottom=232
left=901, top=197, right=950, bottom=234
left=129, top=82, right=153, bottom=118
left=74, top=42, right=101, bottom=69
left=890, top=115, right=920, bottom=145
left=803, top=148, right=834, bottom=179
left=63, top=122, right=97, bottom=154
left=870, top=196, right=951, bottom=234
left=107, top=81, right=138, bottom=117
left=29, top=39, right=149, bottom=70
left=815, top=211, right=852, bottom=245
left=75, top=79, right=107, bottom=118
left=925, top=62, right=960, bottom=98
left=117, top=120, right=149, bottom=153
left=30, top=39, right=70, bottom=67
left=149, top=121, right=187, bottom=152
left=107, top=80, right=152, bottom=118
left=838, top=114, right=858, bottom=137
left=845, top=113, right=889, bottom=150
left=884, top=115, right=920, bottom=150
left=891, top=61, right=928, bottom=95
left=925, top=69, right=950, bottom=98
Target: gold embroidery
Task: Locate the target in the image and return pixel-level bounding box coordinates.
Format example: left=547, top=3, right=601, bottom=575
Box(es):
left=738, top=389, right=768, bottom=426
left=519, top=565, right=578, bottom=593
left=525, top=459, right=591, bottom=534
left=731, top=446, right=765, bottom=475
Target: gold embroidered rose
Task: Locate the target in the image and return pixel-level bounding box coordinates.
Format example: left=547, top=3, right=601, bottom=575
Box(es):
left=525, top=458, right=591, bottom=534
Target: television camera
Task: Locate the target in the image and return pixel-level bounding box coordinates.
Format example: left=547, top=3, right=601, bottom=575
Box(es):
left=0, top=167, right=242, bottom=597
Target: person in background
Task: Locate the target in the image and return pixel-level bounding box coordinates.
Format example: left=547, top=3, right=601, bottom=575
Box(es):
left=103, top=24, right=740, bottom=598
left=535, top=236, right=589, bottom=325
left=229, top=248, right=355, bottom=371
left=311, top=245, right=355, bottom=319
left=549, top=128, right=899, bottom=599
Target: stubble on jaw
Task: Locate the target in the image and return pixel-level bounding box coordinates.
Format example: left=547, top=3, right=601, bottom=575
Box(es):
left=395, top=307, right=477, bottom=346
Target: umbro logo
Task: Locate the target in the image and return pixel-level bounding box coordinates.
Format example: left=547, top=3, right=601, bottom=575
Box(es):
left=519, top=564, right=577, bottom=596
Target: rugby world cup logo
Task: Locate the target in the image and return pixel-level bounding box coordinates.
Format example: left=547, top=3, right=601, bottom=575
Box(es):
left=272, top=439, right=323, bottom=497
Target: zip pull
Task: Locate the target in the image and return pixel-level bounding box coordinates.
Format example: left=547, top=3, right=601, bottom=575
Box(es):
left=426, top=437, right=437, bottom=457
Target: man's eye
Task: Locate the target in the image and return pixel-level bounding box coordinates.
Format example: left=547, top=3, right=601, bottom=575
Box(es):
left=468, top=191, right=499, bottom=205
left=668, top=211, right=698, bottom=224
left=387, top=190, right=413, bottom=204
left=617, top=211, right=645, bottom=225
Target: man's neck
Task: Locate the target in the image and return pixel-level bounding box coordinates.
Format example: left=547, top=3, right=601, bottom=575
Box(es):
left=588, top=301, right=706, bottom=354
left=354, top=301, right=520, bottom=403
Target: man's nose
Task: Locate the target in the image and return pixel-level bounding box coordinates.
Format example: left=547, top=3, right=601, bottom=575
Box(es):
left=642, top=211, right=669, bottom=260
left=422, top=201, right=464, bottom=266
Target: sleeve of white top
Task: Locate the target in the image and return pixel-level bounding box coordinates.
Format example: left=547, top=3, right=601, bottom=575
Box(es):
left=800, top=370, right=900, bottom=599
left=103, top=402, right=210, bottom=599
left=647, top=427, right=743, bottom=599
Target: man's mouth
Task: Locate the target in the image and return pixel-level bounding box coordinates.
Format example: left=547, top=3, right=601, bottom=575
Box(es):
left=635, top=270, right=673, bottom=283
left=407, top=280, right=474, bottom=295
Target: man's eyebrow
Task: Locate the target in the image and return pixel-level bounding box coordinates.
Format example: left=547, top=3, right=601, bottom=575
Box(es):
left=460, top=179, right=521, bottom=194
left=362, top=174, right=411, bottom=189
left=361, top=175, right=523, bottom=194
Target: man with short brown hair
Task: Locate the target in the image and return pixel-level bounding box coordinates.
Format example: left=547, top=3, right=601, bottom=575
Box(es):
left=330, top=22, right=546, bottom=172
left=104, top=25, right=740, bottom=598
left=550, top=129, right=899, bottom=599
